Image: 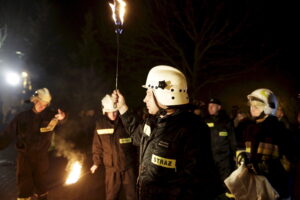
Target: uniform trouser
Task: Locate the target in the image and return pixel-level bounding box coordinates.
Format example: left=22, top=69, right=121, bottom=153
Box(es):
left=105, top=167, right=137, bottom=200
left=16, top=152, right=49, bottom=199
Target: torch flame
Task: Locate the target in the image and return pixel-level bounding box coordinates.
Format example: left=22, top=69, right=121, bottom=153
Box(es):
left=65, top=161, right=82, bottom=185
left=109, top=0, right=126, bottom=25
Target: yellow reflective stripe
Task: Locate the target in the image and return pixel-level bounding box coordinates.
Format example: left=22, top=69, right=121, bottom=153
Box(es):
left=257, top=142, right=279, bottom=158
left=151, top=154, right=176, bottom=169
left=143, top=124, right=151, bottom=136
left=225, top=192, right=235, bottom=198
left=272, top=145, right=279, bottom=158
left=245, top=141, right=251, bottom=153
left=246, top=147, right=251, bottom=153
left=119, top=138, right=132, bottom=144
left=207, top=123, right=214, bottom=127
left=219, top=131, right=228, bottom=136
left=257, top=142, right=273, bottom=155
left=236, top=149, right=246, bottom=158
left=97, top=128, right=114, bottom=135
left=281, top=155, right=291, bottom=172
left=40, top=118, right=58, bottom=132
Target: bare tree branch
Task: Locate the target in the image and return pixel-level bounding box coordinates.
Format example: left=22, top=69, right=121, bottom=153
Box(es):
left=0, top=25, right=7, bottom=49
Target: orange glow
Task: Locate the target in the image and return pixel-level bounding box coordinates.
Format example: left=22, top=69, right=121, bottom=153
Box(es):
left=65, top=161, right=82, bottom=185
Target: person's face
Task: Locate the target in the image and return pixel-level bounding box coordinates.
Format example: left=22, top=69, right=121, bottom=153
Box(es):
left=194, top=108, right=201, bottom=116
left=143, top=89, right=160, bottom=115
left=276, top=108, right=283, bottom=118
left=34, top=100, right=48, bottom=113
left=249, top=101, right=265, bottom=117
left=106, top=111, right=118, bottom=121
left=208, top=103, right=220, bottom=116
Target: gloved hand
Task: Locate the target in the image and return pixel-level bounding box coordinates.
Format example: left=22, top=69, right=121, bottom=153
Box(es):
left=90, top=165, right=98, bottom=174
left=112, top=90, right=128, bottom=115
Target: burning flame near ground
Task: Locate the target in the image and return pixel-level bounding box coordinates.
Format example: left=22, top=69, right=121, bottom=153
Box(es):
left=65, top=161, right=82, bottom=185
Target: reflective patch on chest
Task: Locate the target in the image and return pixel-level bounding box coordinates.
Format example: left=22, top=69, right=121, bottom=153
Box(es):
left=40, top=118, right=58, bottom=133
left=207, top=122, right=214, bottom=127
left=119, top=138, right=132, bottom=144
left=151, top=154, right=176, bottom=169
left=97, top=128, right=114, bottom=135
left=143, top=124, right=151, bottom=136
left=245, top=141, right=251, bottom=153
left=219, top=131, right=228, bottom=136
left=158, top=140, right=169, bottom=148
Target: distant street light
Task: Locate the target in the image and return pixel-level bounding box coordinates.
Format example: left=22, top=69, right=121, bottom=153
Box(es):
left=21, top=71, right=32, bottom=93
left=16, top=51, right=25, bottom=59
left=21, top=71, right=28, bottom=78
left=5, top=71, right=21, bottom=86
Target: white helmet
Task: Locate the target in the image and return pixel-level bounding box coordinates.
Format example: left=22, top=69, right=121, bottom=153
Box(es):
left=30, top=88, right=52, bottom=104
left=142, top=65, right=189, bottom=106
left=247, top=88, right=278, bottom=115
left=101, top=94, right=118, bottom=114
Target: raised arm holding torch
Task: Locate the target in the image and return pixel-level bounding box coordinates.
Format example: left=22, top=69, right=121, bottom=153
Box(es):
left=109, top=0, right=126, bottom=108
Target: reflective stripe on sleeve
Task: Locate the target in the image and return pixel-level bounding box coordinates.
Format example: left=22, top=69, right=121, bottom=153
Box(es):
left=257, top=142, right=279, bottom=158
left=219, top=131, right=228, bottom=136
left=119, top=138, right=132, bottom=144
left=40, top=118, right=58, bottom=133
left=245, top=141, right=251, bottom=153
left=207, top=123, right=214, bottom=127
left=97, top=128, right=114, bottom=135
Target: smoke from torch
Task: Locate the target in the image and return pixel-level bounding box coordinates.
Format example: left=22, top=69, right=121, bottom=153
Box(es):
left=109, top=0, right=126, bottom=107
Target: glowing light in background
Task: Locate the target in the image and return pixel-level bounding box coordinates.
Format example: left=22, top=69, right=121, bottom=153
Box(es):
left=5, top=71, right=20, bottom=86
left=21, top=71, right=28, bottom=78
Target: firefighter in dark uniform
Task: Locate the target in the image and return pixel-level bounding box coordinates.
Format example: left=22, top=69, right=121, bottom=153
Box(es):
left=0, top=88, right=66, bottom=200
left=240, top=88, right=292, bottom=199
left=90, top=94, right=137, bottom=200
left=205, top=98, right=237, bottom=199
left=113, top=65, right=217, bottom=200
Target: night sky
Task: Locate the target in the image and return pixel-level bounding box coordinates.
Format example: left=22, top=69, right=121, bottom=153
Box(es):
left=0, top=0, right=298, bottom=119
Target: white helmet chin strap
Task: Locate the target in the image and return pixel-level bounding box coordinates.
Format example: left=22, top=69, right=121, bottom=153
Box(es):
left=152, top=91, right=167, bottom=116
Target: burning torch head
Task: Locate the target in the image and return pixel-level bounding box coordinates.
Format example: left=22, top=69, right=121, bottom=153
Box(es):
left=109, top=0, right=126, bottom=34
left=142, top=65, right=189, bottom=106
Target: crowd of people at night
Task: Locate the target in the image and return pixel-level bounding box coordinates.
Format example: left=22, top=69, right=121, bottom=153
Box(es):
left=0, top=65, right=300, bottom=200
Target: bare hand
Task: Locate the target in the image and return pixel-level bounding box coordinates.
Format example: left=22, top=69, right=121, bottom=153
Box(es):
left=90, top=165, right=98, bottom=174
left=55, top=109, right=65, bottom=120
left=112, top=90, right=128, bottom=114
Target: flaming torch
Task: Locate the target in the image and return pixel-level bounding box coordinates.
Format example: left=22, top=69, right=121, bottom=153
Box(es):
left=109, top=0, right=126, bottom=95
left=65, top=161, right=82, bottom=185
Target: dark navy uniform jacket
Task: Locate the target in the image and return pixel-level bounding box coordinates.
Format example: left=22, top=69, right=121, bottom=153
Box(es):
left=121, top=109, right=218, bottom=200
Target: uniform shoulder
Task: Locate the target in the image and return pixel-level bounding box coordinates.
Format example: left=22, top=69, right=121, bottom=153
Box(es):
left=16, top=109, right=32, bottom=118
left=180, top=111, right=208, bottom=128
left=96, top=115, right=107, bottom=122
